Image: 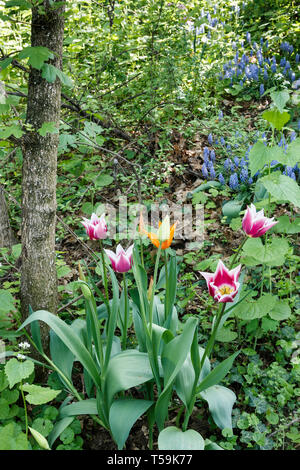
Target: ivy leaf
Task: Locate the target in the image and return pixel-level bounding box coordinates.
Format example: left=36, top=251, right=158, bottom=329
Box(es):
left=22, top=384, right=61, bottom=405
left=5, top=358, right=34, bottom=389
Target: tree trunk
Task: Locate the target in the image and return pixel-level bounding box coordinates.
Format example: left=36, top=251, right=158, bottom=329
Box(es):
left=20, top=0, right=65, bottom=355
left=0, top=184, right=16, bottom=249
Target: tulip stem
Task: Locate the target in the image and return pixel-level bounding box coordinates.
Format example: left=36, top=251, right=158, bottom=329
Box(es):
left=230, top=237, right=246, bottom=269
left=122, top=273, right=128, bottom=350
left=99, top=240, right=111, bottom=316
left=199, top=303, right=226, bottom=373
left=149, top=244, right=162, bottom=336
left=164, top=250, right=169, bottom=321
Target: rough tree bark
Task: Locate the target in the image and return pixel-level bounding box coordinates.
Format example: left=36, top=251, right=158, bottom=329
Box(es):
left=20, top=0, right=65, bottom=354
left=0, top=185, right=15, bottom=249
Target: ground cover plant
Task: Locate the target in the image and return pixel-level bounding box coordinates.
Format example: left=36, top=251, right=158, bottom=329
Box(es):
left=0, top=0, right=299, bottom=451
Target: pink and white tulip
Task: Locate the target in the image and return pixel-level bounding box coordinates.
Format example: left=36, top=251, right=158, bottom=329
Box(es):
left=81, top=213, right=107, bottom=240
left=242, top=204, right=278, bottom=238
left=200, top=260, right=241, bottom=303
left=104, top=244, right=134, bottom=273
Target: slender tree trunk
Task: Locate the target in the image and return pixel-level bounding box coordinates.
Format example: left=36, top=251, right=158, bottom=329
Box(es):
left=0, top=184, right=16, bottom=249
left=20, top=1, right=65, bottom=354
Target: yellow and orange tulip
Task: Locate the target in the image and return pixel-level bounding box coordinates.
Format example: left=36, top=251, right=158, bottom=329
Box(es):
left=139, top=213, right=177, bottom=250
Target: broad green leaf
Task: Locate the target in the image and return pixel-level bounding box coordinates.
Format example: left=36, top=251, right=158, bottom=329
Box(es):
left=222, top=199, right=243, bottom=219
left=249, top=142, right=283, bottom=176
left=234, top=293, right=277, bottom=321
left=0, top=370, right=9, bottom=392
left=200, top=385, right=236, bottom=430
left=0, top=289, right=15, bottom=313
left=155, top=317, right=198, bottom=430
left=174, top=347, right=210, bottom=409
left=18, top=46, right=54, bottom=70
left=5, top=358, right=34, bottom=388
left=94, top=173, right=114, bottom=188
left=22, top=384, right=61, bottom=405
left=158, top=426, right=205, bottom=450
left=48, top=418, right=74, bottom=447
left=270, top=90, right=290, bottom=113
left=28, top=427, right=50, bottom=450
left=109, top=398, right=153, bottom=450
left=59, top=399, right=97, bottom=418
left=0, top=422, right=28, bottom=450
left=104, top=350, right=154, bottom=409
left=262, top=109, right=290, bottom=130
left=0, top=124, right=24, bottom=139
left=0, top=398, right=9, bottom=419
left=269, top=300, right=291, bottom=321
left=260, top=171, right=300, bottom=207
left=50, top=330, right=74, bottom=385
left=272, top=215, right=300, bottom=234
left=38, top=121, right=58, bottom=137
left=18, top=310, right=102, bottom=389
left=41, top=63, right=57, bottom=82
left=215, top=327, right=238, bottom=342
left=0, top=57, right=13, bottom=70
left=242, top=237, right=289, bottom=267
left=274, top=138, right=300, bottom=167
left=53, top=66, right=73, bottom=87
left=197, top=351, right=240, bottom=394
left=204, top=439, right=224, bottom=450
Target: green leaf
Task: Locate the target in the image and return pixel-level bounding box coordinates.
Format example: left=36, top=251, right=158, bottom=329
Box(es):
left=272, top=215, right=300, bottom=234
left=0, top=422, right=28, bottom=450
left=249, top=142, right=283, bottom=176
left=262, top=109, right=290, bottom=130
left=277, top=138, right=300, bottom=167
left=22, top=384, right=61, bottom=405
left=269, top=300, right=291, bottom=321
left=109, top=398, right=153, bottom=450
left=174, top=347, right=210, bottom=409
left=104, top=350, right=154, bottom=409
left=38, top=121, right=59, bottom=137
left=261, top=173, right=300, bottom=208
left=242, top=237, right=289, bottom=267
left=48, top=418, right=74, bottom=447
left=94, top=173, right=114, bottom=188
left=5, top=358, right=34, bottom=388
left=200, top=385, right=236, bottom=430
left=204, top=439, right=224, bottom=450
left=0, top=124, right=24, bottom=139
left=234, top=293, right=277, bottom=321
left=59, top=399, right=97, bottom=418
left=31, top=418, right=53, bottom=437
left=53, top=66, right=73, bottom=87
left=0, top=289, right=15, bottom=313
left=18, top=310, right=102, bottom=389
left=0, top=398, right=10, bottom=419
left=197, top=351, right=240, bottom=394
left=270, top=90, right=290, bottom=113
left=222, top=199, right=243, bottom=219
left=215, top=327, right=238, bottom=342
left=158, top=426, right=205, bottom=450
left=18, top=46, right=54, bottom=70
left=155, top=317, right=198, bottom=431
